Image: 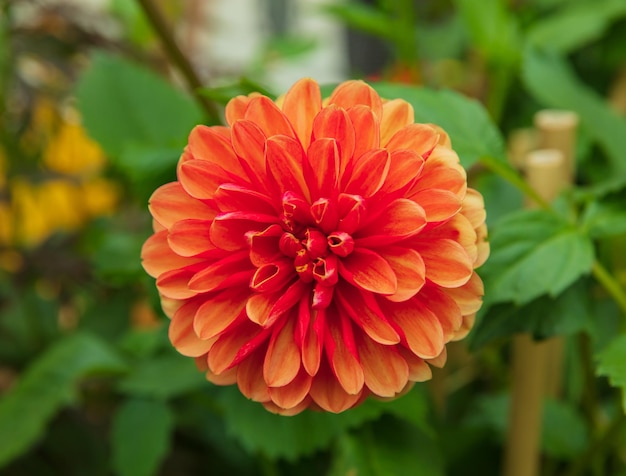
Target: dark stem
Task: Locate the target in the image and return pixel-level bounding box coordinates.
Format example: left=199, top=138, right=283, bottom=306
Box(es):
left=135, top=0, right=220, bottom=122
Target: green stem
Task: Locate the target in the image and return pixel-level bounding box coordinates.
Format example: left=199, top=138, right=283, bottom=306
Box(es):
left=135, top=0, right=220, bottom=122
left=486, top=64, right=513, bottom=124
left=591, top=260, right=626, bottom=318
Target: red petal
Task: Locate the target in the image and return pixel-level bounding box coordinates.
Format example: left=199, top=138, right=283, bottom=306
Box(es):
left=208, top=320, right=262, bottom=374
left=383, top=299, right=444, bottom=359
left=302, top=307, right=325, bottom=376
left=268, top=367, right=313, bottom=409
left=266, top=135, right=311, bottom=201
left=149, top=182, right=217, bottom=229
left=345, top=149, right=390, bottom=198
left=213, top=183, right=276, bottom=215
left=377, top=247, right=425, bottom=302
left=170, top=299, right=215, bottom=357
left=281, top=78, right=322, bottom=149
left=187, top=125, right=245, bottom=177
left=307, top=138, right=340, bottom=200
left=357, top=332, right=409, bottom=397
left=264, top=318, right=301, bottom=387
left=416, top=238, right=473, bottom=288
left=210, top=211, right=278, bottom=251
left=335, top=284, right=400, bottom=344
left=245, top=96, right=295, bottom=138
left=339, top=248, right=397, bottom=295
left=248, top=224, right=283, bottom=267
left=385, top=123, right=439, bottom=158
left=380, top=99, right=414, bottom=146
left=178, top=159, right=232, bottom=200
left=194, top=287, right=248, bottom=340
left=231, top=120, right=268, bottom=188
left=142, top=230, right=203, bottom=277
left=327, top=80, right=383, bottom=119
left=356, top=198, right=426, bottom=247
left=187, top=251, right=252, bottom=292
left=410, top=189, right=461, bottom=223
left=250, top=259, right=295, bottom=293
left=312, top=105, right=356, bottom=183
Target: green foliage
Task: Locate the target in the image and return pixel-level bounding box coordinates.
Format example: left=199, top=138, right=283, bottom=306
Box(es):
left=0, top=333, right=127, bottom=468
left=522, top=46, right=626, bottom=175
left=111, top=398, right=174, bottom=476
left=373, top=83, right=507, bottom=168
left=581, top=189, right=626, bottom=239
left=481, top=209, right=594, bottom=306
left=597, top=335, right=626, bottom=411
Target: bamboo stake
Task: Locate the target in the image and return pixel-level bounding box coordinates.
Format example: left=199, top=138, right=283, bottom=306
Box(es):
left=503, top=148, right=567, bottom=476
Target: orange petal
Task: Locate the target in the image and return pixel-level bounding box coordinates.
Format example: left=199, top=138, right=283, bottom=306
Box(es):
left=237, top=349, right=271, bottom=402
left=347, top=105, right=380, bottom=160
left=339, top=248, right=397, bottom=295
left=344, top=149, right=390, bottom=198
left=225, top=95, right=253, bottom=125
left=410, top=189, right=461, bottom=223
left=167, top=218, right=215, bottom=257
left=170, top=299, right=215, bottom=357
left=231, top=120, right=269, bottom=188
left=417, top=285, right=462, bottom=341
left=377, top=247, right=425, bottom=302
left=206, top=365, right=238, bottom=385
left=188, top=125, right=245, bottom=177
left=356, top=198, right=426, bottom=247
left=149, top=182, right=217, bottom=229
left=156, top=267, right=198, bottom=299
left=309, top=359, right=362, bottom=413
left=398, top=347, right=432, bottom=382
left=335, top=284, right=400, bottom=345
left=281, top=78, right=322, bottom=150
left=263, top=318, right=301, bottom=387
left=416, top=238, right=473, bottom=288
left=356, top=332, right=409, bottom=397
left=178, top=159, right=231, bottom=200
left=385, top=123, right=439, bottom=158
left=312, top=105, right=356, bottom=182
left=380, top=99, right=414, bottom=146
left=193, top=287, right=248, bottom=340
left=379, top=149, right=424, bottom=195
left=325, top=313, right=364, bottom=395
left=266, top=135, right=311, bottom=201
left=428, top=347, right=447, bottom=368
left=307, top=138, right=339, bottom=200
left=142, top=230, right=203, bottom=277
left=444, top=272, right=484, bottom=315
left=327, top=80, right=383, bottom=119
left=245, top=96, right=295, bottom=138
left=461, top=188, right=487, bottom=228
left=263, top=398, right=310, bottom=416
left=268, top=367, right=313, bottom=409
left=302, top=308, right=325, bottom=375
left=208, top=321, right=262, bottom=375
left=413, top=150, right=466, bottom=197
left=383, top=299, right=445, bottom=359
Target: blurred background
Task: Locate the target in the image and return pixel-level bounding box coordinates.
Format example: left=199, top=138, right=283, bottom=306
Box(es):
left=1, top=0, right=626, bottom=475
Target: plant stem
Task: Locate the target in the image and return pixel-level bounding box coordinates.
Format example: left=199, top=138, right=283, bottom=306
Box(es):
left=592, top=260, right=626, bottom=318
left=135, top=0, right=220, bottom=122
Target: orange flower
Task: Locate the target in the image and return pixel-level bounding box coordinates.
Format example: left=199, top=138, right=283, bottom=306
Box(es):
left=142, top=79, right=488, bottom=414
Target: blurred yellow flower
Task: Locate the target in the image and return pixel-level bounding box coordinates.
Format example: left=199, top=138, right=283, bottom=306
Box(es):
left=81, top=178, right=119, bottom=217
left=43, top=122, right=106, bottom=176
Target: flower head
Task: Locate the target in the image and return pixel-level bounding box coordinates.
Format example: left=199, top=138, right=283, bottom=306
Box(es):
left=142, top=79, right=488, bottom=414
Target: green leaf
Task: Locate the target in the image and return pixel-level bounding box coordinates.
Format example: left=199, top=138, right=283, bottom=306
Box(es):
left=372, top=83, right=507, bottom=168
left=111, top=398, right=173, bottom=476
left=321, top=2, right=399, bottom=42
left=470, top=279, right=591, bottom=349
left=118, top=353, right=207, bottom=400
left=481, top=209, right=594, bottom=306
left=581, top=189, right=626, bottom=239
left=76, top=52, right=203, bottom=159
left=329, top=416, right=444, bottom=476
left=216, top=385, right=429, bottom=461
left=527, top=0, right=626, bottom=53
left=0, top=333, right=127, bottom=468
left=597, top=334, right=626, bottom=412
left=452, top=0, right=520, bottom=65
left=522, top=47, right=626, bottom=175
